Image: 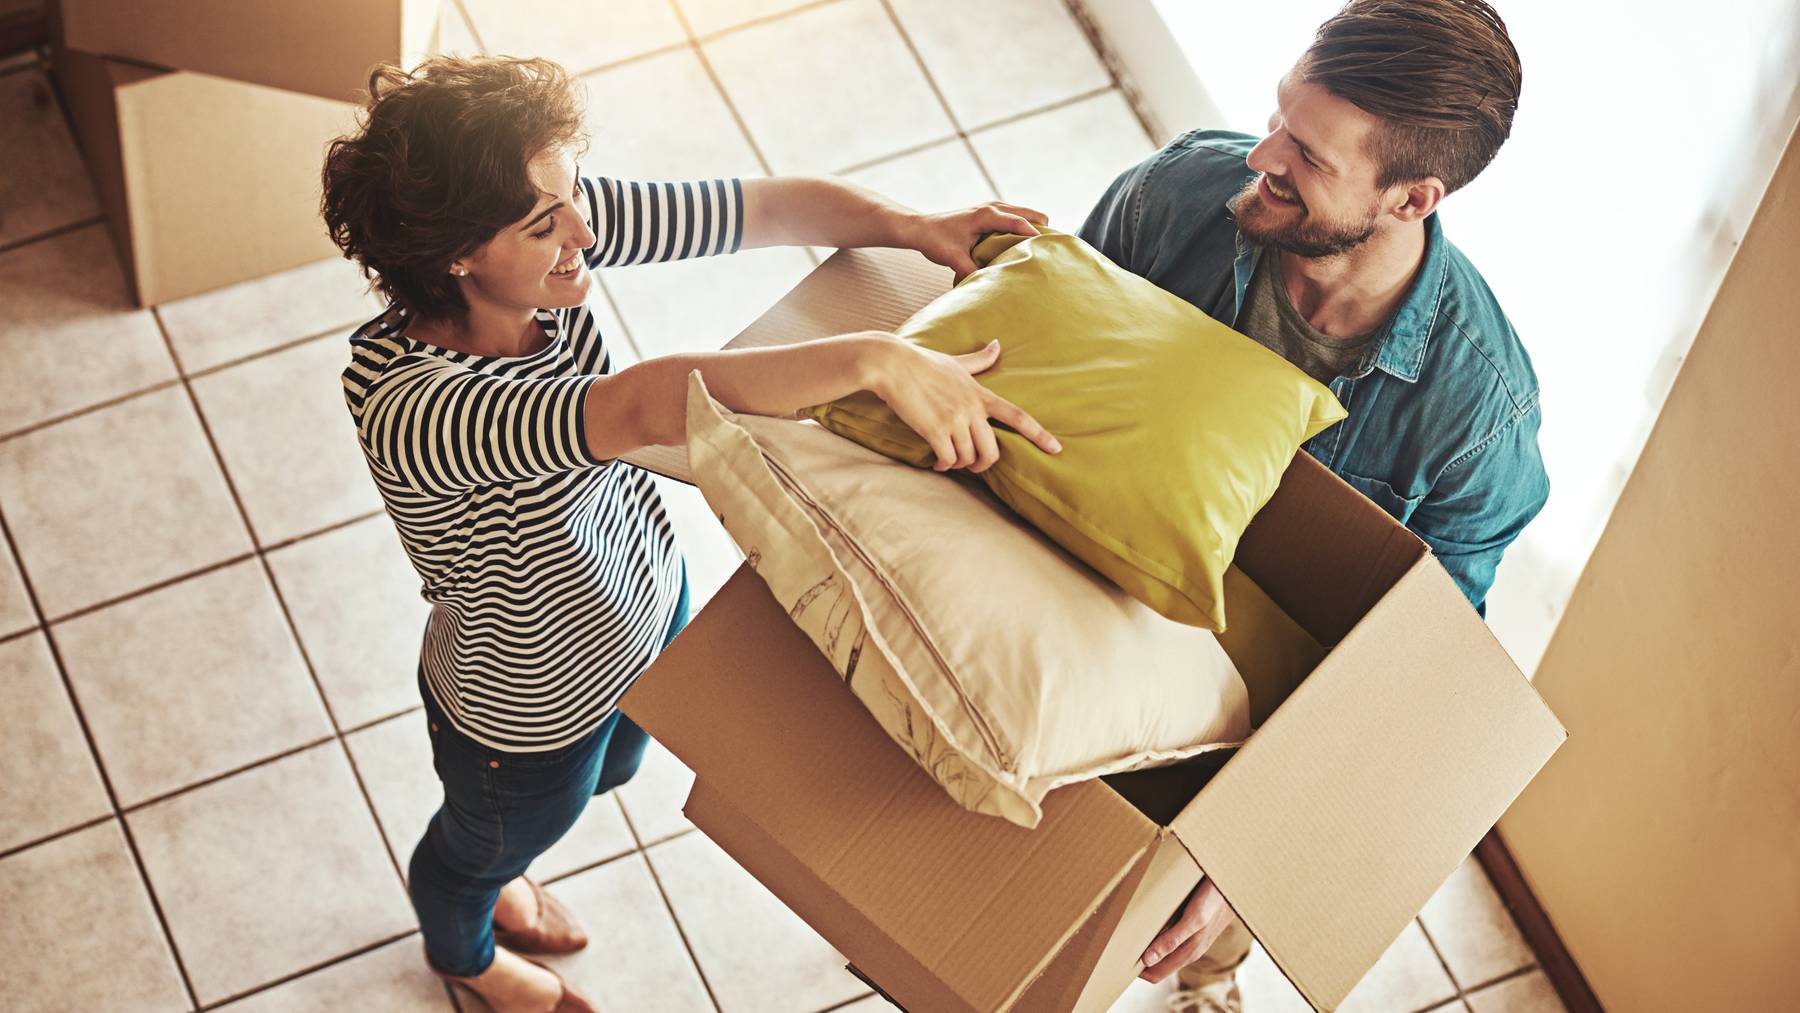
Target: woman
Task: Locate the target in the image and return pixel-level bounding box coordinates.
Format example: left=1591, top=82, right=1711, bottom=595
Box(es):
left=321, top=55, right=1059, bottom=1012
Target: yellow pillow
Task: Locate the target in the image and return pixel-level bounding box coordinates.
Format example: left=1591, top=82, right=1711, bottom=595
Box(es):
left=809, top=228, right=1346, bottom=630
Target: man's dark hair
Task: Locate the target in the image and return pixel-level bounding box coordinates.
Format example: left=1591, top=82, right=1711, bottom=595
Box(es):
left=1301, top=0, right=1521, bottom=195
left=320, top=56, right=588, bottom=324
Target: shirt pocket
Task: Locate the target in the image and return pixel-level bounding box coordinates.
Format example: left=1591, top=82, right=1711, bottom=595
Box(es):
left=1337, top=470, right=1424, bottom=526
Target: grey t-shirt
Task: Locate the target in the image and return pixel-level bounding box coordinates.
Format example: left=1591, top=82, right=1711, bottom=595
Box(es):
left=1236, top=253, right=1371, bottom=385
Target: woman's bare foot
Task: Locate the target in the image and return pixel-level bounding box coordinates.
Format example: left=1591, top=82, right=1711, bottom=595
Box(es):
left=446, top=946, right=565, bottom=1013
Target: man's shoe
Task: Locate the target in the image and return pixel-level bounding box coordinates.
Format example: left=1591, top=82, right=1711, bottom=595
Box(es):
left=494, top=877, right=589, bottom=954
left=1167, top=973, right=1242, bottom=1013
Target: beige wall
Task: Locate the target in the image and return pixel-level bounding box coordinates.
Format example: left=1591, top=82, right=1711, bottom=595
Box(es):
left=1497, top=123, right=1800, bottom=1011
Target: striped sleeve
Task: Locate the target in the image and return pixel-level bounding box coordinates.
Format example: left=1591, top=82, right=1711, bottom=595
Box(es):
left=580, top=176, right=744, bottom=270
left=357, top=356, right=605, bottom=495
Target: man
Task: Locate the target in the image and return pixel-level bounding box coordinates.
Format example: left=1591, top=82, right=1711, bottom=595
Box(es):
left=1078, top=1, right=1548, bottom=1009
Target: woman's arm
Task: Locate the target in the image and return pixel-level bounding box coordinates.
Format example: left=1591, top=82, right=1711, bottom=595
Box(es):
left=583, top=332, right=1060, bottom=472
left=739, top=177, right=1050, bottom=277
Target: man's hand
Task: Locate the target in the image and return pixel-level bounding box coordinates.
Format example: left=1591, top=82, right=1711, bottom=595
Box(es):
left=904, top=202, right=1049, bottom=281
left=1140, top=877, right=1233, bottom=983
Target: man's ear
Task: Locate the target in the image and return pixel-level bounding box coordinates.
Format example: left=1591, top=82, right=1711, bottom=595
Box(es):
left=1391, top=176, right=1446, bottom=223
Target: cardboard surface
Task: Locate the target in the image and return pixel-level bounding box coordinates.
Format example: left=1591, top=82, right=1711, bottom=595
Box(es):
left=620, top=244, right=1568, bottom=1011
left=59, top=0, right=437, bottom=103
left=51, top=44, right=357, bottom=305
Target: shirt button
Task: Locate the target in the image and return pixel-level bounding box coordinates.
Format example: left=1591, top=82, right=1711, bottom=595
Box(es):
left=429, top=722, right=439, bottom=733
left=488, top=760, right=500, bottom=769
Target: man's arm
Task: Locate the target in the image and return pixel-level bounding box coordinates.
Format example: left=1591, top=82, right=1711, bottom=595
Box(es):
left=1408, top=401, right=1550, bottom=616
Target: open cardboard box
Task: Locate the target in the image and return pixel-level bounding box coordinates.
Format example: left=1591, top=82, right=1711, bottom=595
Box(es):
left=619, top=247, right=1566, bottom=1011
left=49, top=39, right=358, bottom=305
left=56, top=0, right=439, bottom=104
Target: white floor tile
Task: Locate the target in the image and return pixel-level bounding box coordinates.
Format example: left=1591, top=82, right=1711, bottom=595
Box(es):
left=157, top=257, right=381, bottom=375
left=843, top=138, right=998, bottom=216
left=614, top=737, right=696, bottom=844
left=657, top=475, right=742, bottom=610
left=0, top=386, right=251, bottom=618
left=0, top=822, right=190, bottom=1013
left=0, top=70, right=100, bottom=247
left=888, top=0, right=1110, bottom=130
left=0, top=633, right=111, bottom=853
left=54, top=560, right=332, bottom=806
left=127, top=743, right=414, bottom=1004
left=580, top=46, right=764, bottom=181
left=678, top=0, right=814, bottom=37
left=463, top=0, right=686, bottom=76
left=1337, top=920, right=1460, bottom=1013
left=0, top=225, right=175, bottom=436
left=266, top=515, right=431, bottom=729
left=433, top=0, right=483, bottom=58
left=648, top=830, right=864, bottom=1012
left=601, top=244, right=814, bottom=358
left=1235, top=941, right=1319, bottom=1012
left=1420, top=855, right=1537, bottom=989
left=217, top=936, right=453, bottom=1012
left=1466, top=969, right=1563, bottom=1013
left=703, top=0, right=953, bottom=174
left=534, top=853, right=714, bottom=1011
left=0, top=533, right=34, bottom=637
left=969, top=89, right=1153, bottom=234
left=190, top=334, right=383, bottom=546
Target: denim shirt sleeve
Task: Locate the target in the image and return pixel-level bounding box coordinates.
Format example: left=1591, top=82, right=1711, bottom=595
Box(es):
left=1079, top=156, right=1152, bottom=273
left=1408, top=400, right=1550, bottom=616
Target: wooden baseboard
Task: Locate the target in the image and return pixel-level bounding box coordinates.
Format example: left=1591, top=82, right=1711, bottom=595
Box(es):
left=1475, top=828, right=1605, bottom=1011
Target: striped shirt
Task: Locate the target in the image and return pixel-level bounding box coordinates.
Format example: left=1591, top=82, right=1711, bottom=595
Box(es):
left=342, top=176, right=744, bottom=751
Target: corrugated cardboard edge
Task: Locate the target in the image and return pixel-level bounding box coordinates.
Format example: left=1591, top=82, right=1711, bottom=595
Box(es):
left=1168, top=557, right=1567, bottom=1009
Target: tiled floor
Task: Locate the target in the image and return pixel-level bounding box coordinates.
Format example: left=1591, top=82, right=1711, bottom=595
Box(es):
left=0, top=1, right=1561, bottom=1010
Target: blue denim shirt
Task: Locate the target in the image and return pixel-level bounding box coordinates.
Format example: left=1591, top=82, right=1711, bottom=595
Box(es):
left=1079, top=130, right=1549, bottom=616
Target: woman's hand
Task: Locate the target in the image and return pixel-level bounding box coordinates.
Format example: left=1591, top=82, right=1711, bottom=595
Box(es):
left=865, top=336, right=1060, bottom=472
left=904, top=202, right=1050, bottom=281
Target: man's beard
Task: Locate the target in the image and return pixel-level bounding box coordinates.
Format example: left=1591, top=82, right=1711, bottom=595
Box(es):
left=1228, top=174, right=1380, bottom=260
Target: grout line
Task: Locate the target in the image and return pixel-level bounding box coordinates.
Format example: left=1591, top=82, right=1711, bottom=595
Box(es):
left=181, top=315, right=378, bottom=381
left=830, top=133, right=964, bottom=176
left=148, top=306, right=412, bottom=893
left=0, top=812, right=116, bottom=863
left=119, top=737, right=340, bottom=815
left=691, top=0, right=845, bottom=46
left=191, top=929, right=419, bottom=1011
left=592, top=273, right=647, bottom=365
left=637, top=833, right=727, bottom=1013
left=872, top=0, right=1006, bottom=200
left=1414, top=914, right=1467, bottom=993
left=0, top=379, right=185, bottom=447
left=39, top=550, right=260, bottom=626
left=0, top=623, right=43, bottom=647
left=448, top=0, right=486, bottom=54
left=568, top=38, right=692, bottom=81
left=960, top=83, right=1120, bottom=138
left=537, top=841, right=641, bottom=888
left=0, top=504, right=205, bottom=1008
left=0, top=213, right=105, bottom=256
left=341, top=703, right=425, bottom=738
left=1460, top=962, right=1541, bottom=998
left=665, top=0, right=779, bottom=180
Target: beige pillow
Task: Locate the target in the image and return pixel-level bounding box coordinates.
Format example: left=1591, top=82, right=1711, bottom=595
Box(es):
left=684, top=373, right=1251, bottom=828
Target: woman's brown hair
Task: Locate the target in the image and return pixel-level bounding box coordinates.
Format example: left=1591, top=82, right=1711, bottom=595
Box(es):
left=321, top=55, right=588, bottom=324
left=1302, top=0, right=1522, bottom=195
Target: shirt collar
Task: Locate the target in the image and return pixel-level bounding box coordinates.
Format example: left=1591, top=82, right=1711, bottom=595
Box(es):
left=1230, top=211, right=1448, bottom=384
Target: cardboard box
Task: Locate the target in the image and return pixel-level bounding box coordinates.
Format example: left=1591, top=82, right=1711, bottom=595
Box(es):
left=619, top=247, right=1567, bottom=1011
left=57, top=0, right=438, bottom=104
left=50, top=43, right=358, bottom=305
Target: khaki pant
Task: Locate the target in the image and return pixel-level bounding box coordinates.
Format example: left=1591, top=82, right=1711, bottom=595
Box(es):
left=1175, top=908, right=1254, bottom=987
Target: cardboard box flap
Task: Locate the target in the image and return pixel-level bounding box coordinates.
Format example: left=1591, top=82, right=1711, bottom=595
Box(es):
left=1167, top=558, right=1566, bottom=1010
left=1235, top=453, right=1426, bottom=646
left=622, top=247, right=952, bottom=483
left=623, top=566, right=1160, bottom=1009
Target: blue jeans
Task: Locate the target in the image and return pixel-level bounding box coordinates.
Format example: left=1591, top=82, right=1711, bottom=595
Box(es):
left=408, top=572, right=691, bottom=977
